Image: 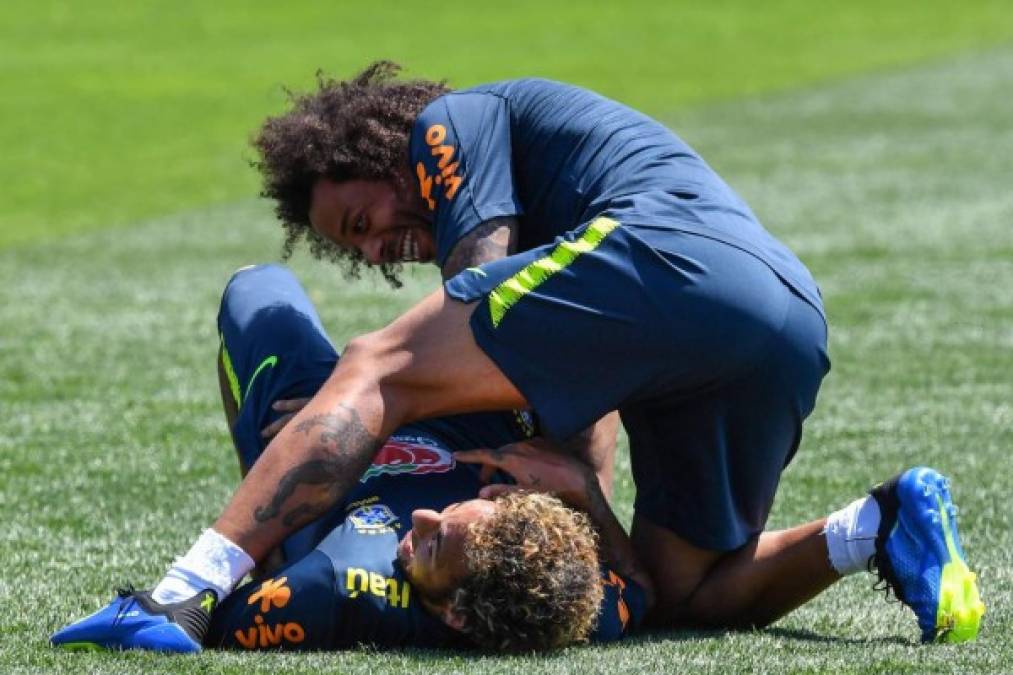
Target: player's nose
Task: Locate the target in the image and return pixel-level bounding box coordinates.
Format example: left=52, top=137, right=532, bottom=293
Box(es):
left=360, top=236, right=387, bottom=265
left=411, top=509, right=441, bottom=536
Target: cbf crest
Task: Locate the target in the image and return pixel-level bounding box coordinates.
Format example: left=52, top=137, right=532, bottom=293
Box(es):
left=348, top=503, right=398, bottom=534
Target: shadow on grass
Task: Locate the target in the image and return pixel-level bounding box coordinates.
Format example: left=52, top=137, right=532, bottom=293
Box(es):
left=762, top=627, right=910, bottom=646
left=589, top=626, right=911, bottom=649
left=338, top=625, right=910, bottom=664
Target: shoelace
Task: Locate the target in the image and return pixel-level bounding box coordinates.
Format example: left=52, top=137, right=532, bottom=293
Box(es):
left=866, top=555, right=900, bottom=604
left=115, top=584, right=138, bottom=599
left=109, top=585, right=142, bottom=627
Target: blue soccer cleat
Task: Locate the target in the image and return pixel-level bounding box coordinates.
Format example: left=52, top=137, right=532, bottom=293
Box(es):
left=50, top=587, right=217, bottom=653
left=869, top=467, right=985, bottom=643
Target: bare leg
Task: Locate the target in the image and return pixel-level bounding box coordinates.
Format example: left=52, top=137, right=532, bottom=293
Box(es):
left=212, top=289, right=526, bottom=561
left=634, top=515, right=839, bottom=629
left=632, top=515, right=723, bottom=623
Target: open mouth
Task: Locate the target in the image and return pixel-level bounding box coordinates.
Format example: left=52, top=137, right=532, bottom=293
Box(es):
left=398, top=229, right=420, bottom=262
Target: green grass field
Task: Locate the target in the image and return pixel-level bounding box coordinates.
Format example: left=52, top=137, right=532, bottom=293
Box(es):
left=2, top=3, right=1012, bottom=673
left=4, top=1, right=1013, bottom=247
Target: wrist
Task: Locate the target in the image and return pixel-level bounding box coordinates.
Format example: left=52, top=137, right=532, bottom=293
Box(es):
left=571, top=467, right=604, bottom=514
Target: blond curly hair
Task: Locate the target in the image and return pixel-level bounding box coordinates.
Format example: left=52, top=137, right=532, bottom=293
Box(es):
left=452, top=491, right=604, bottom=651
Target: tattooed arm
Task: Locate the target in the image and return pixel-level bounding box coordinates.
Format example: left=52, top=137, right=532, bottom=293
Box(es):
left=212, top=286, right=529, bottom=563
left=440, top=216, right=519, bottom=281
left=212, top=382, right=387, bottom=560
left=250, top=406, right=382, bottom=527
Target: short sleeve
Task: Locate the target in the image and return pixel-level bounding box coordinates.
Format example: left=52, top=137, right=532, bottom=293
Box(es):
left=589, top=568, right=649, bottom=642
left=410, top=92, right=523, bottom=267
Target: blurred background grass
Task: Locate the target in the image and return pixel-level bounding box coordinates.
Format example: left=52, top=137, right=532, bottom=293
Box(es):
left=2, top=0, right=1013, bottom=247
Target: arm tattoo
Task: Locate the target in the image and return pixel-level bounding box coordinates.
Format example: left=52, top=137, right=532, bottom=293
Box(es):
left=292, top=412, right=366, bottom=448
left=254, top=404, right=382, bottom=527
left=441, top=216, right=518, bottom=280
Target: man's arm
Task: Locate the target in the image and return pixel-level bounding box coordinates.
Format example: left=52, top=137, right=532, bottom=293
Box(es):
left=456, top=443, right=655, bottom=607
left=558, top=411, right=619, bottom=500
left=440, top=216, right=518, bottom=281
left=577, top=468, right=655, bottom=608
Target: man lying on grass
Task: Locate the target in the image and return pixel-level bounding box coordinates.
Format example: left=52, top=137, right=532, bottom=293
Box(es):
left=54, top=264, right=648, bottom=652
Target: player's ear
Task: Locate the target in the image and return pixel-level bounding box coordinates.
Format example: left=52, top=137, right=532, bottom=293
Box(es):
left=437, top=602, right=468, bottom=631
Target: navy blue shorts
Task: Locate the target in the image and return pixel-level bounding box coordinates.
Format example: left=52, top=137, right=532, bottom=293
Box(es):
left=446, top=219, right=830, bottom=550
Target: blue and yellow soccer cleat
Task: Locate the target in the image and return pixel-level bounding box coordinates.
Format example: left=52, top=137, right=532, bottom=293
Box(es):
left=870, top=467, right=985, bottom=643
left=50, top=588, right=217, bottom=653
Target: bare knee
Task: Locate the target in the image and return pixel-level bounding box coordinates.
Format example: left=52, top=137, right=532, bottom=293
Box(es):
left=632, top=523, right=771, bottom=630
left=632, top=514, right=722, bottom=627
left=682, top=576, right=769, bottom=630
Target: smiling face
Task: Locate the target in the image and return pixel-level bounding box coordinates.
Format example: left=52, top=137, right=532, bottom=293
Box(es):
left=396, top=499, right=496, bottom=606
left=309, top=177, right=436, bottom=265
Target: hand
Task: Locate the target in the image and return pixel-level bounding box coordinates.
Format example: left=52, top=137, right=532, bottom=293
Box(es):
left=260, top=398, right=312, bottom=438
left=456, top=439, right=599, bottom=511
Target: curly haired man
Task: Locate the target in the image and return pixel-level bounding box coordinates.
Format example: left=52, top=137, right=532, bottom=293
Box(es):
left=54, top=62, right=983, bottom=651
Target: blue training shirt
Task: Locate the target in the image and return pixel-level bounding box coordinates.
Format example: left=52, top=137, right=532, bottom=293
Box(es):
left=409, top=78, right=823, bottom=315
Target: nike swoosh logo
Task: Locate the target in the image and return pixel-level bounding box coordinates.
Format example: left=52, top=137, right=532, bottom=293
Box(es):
left=244, top=355, right=278, bottom=401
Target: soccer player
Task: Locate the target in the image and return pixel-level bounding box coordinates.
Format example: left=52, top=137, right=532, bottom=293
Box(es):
left=55, top=62, right=983, bottom=649
left=52, top=264, right=648, bottom=652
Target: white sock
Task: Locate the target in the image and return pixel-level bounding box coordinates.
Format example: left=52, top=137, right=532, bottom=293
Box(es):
left=824, top=496, right=881, bottom=576
left=151, top=529, right=255, bottom=604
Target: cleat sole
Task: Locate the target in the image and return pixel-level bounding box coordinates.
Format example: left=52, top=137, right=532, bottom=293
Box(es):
left=57, top=641, right=105, bottom=652
left=926, top=472, right=984, bottom=643
left=936, top=558, right=984, bottom=643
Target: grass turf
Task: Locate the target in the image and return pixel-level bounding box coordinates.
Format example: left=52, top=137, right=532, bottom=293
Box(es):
left=3, top=2, right=1013, bottom=248
left=1, top=39, right=1012, bottom=675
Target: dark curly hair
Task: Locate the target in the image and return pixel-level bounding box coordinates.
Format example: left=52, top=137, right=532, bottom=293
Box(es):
left=252, top=61, right=450, bottom=287
left=453, top=492, right=604, bottom=652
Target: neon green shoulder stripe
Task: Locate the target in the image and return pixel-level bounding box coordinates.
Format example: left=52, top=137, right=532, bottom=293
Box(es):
left=488, top=217, right=619, bottom=328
